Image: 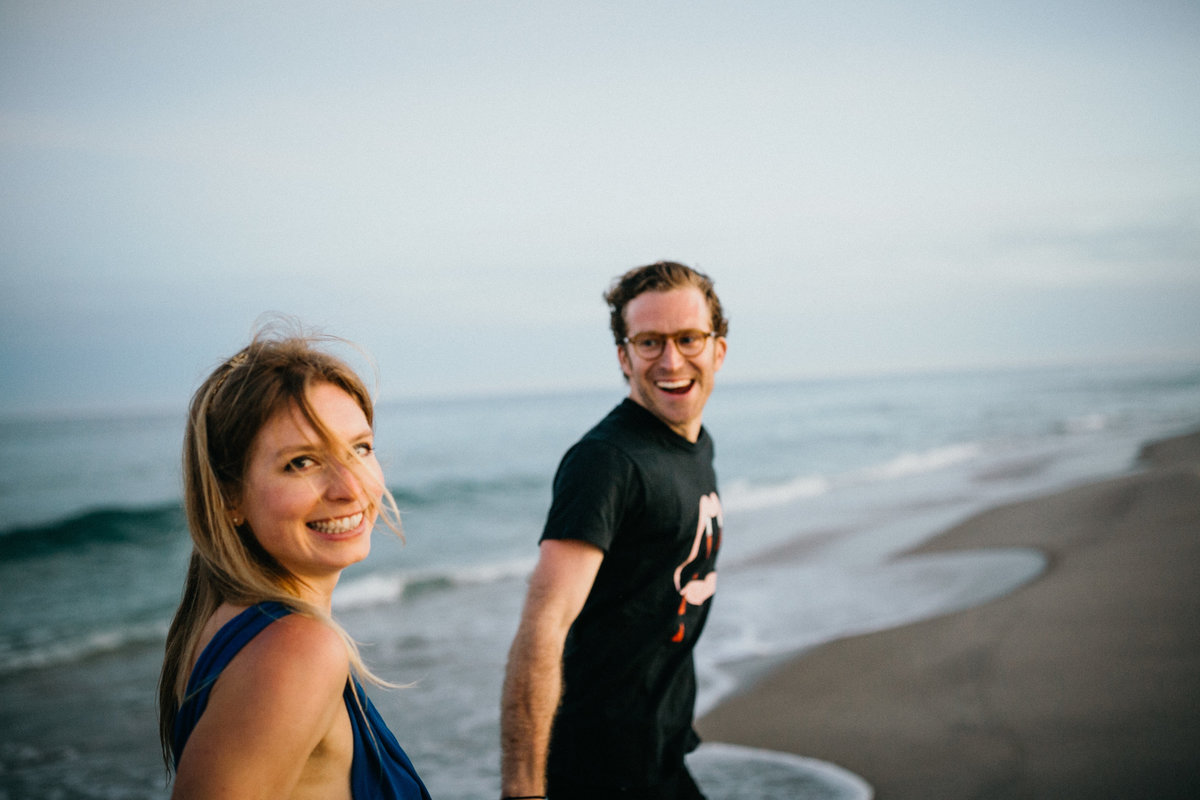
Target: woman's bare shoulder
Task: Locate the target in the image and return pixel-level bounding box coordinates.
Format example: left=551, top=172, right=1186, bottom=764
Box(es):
left=240, top=612, right=350, bottom=688
left=172, top=612, right=353, bottom=797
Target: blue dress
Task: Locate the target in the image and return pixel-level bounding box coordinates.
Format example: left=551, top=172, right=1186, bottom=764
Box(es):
left=172, top=602, right=431, bottom=799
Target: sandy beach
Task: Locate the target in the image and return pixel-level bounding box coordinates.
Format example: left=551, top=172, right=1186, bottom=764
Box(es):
left=698, top=431, right=1200, bottom=799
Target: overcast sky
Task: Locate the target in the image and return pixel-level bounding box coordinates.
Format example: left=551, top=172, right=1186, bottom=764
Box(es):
left=3, top=0, right=1198, bottom=416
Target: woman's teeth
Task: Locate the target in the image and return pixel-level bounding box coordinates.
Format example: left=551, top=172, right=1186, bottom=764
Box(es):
left=308, top=512, right=364, bottom=534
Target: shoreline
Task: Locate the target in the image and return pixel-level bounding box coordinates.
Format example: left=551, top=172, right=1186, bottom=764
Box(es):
left=697, top=430, right=1200, bottom=798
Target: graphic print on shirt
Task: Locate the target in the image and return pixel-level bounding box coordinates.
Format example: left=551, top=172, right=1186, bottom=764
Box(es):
left=671, top=491, right=723, bottom=642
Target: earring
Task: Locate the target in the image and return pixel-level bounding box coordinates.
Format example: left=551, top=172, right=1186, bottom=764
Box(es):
left=231, top=514, right=244, bottom=526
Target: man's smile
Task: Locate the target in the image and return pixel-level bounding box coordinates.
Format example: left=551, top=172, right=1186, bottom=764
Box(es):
left=656, top=379, right=695, bottom=395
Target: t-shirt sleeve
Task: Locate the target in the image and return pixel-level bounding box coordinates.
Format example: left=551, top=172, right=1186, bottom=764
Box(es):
left=539, top=439, right=638, bottom=552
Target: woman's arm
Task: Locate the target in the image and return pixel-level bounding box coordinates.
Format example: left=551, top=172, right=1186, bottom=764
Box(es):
left=172, top=614, right=352, bottom=800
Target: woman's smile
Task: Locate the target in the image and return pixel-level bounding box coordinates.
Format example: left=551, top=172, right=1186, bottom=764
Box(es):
left=307, top=510, right=367, bottom=536
left=233, top=382, right=385, bottom=597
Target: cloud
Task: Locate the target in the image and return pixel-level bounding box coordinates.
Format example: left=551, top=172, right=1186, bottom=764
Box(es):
left=986, top=206, right=1200, bottom=287
left=2, top=1, right=1199, bottom=414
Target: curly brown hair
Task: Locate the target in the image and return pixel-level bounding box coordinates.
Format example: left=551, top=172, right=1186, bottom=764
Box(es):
left=603, top=261, right=729, bottom=346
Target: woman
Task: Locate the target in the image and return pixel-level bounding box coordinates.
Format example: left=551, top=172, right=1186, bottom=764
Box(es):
left=158, top=328, right=430, bottom=799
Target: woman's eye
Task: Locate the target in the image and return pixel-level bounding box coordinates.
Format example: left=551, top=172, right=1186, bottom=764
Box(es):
left=353, top=442, right=374, bottom=458
left=285, top=455, right=316, bottom=472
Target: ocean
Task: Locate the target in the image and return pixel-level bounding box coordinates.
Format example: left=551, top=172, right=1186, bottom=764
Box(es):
left=2, top=360, right=1198, bottom=799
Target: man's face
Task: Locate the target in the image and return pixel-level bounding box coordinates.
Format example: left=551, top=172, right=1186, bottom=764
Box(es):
left=617, top=287, right=726, bottom=442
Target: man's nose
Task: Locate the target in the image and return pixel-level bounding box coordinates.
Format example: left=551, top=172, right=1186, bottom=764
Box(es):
left=659, top=337, right=687, bottom=365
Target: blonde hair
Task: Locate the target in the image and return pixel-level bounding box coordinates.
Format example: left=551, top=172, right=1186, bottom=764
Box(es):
left=157, top=322, right=401, bottom=770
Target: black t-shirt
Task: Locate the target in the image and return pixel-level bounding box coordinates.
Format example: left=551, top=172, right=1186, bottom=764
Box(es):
left=541, top=399, right=723, bottom=788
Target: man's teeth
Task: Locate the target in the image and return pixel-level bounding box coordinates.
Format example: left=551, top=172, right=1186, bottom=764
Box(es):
left=657, top=380, right=692, bottom=390
left=308, top=512, right=364, bottom=534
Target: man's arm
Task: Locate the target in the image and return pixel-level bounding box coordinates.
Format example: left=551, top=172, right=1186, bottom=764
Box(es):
left=500, top=538, right=604, bottom=797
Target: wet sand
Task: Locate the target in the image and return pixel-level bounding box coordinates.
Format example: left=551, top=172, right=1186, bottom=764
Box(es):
left=698, top=431, right=1200, bottom=799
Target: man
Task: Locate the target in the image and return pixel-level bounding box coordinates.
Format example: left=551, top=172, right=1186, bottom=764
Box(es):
left=500, top=261, right=729, bottom=799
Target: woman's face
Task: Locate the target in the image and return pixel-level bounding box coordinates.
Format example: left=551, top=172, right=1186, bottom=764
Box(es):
left=233, top=382, right=384, bottom=595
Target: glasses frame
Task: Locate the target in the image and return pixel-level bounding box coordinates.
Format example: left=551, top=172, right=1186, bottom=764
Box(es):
left=621, top=329, right=717, bottom=360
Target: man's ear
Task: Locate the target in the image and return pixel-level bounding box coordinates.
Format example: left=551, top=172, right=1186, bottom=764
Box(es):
left=617, top=345, right=633, bottom=380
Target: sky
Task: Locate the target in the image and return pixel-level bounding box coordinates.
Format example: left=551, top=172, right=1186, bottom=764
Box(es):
left=2, top=0, right=1199, bottom=416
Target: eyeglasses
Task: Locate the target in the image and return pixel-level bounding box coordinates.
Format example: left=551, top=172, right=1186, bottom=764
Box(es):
left=622, top=329, right=717, bottom=359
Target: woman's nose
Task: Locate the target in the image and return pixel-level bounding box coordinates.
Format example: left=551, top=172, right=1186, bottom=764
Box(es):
left=323, top=461, right=363, bottom=500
